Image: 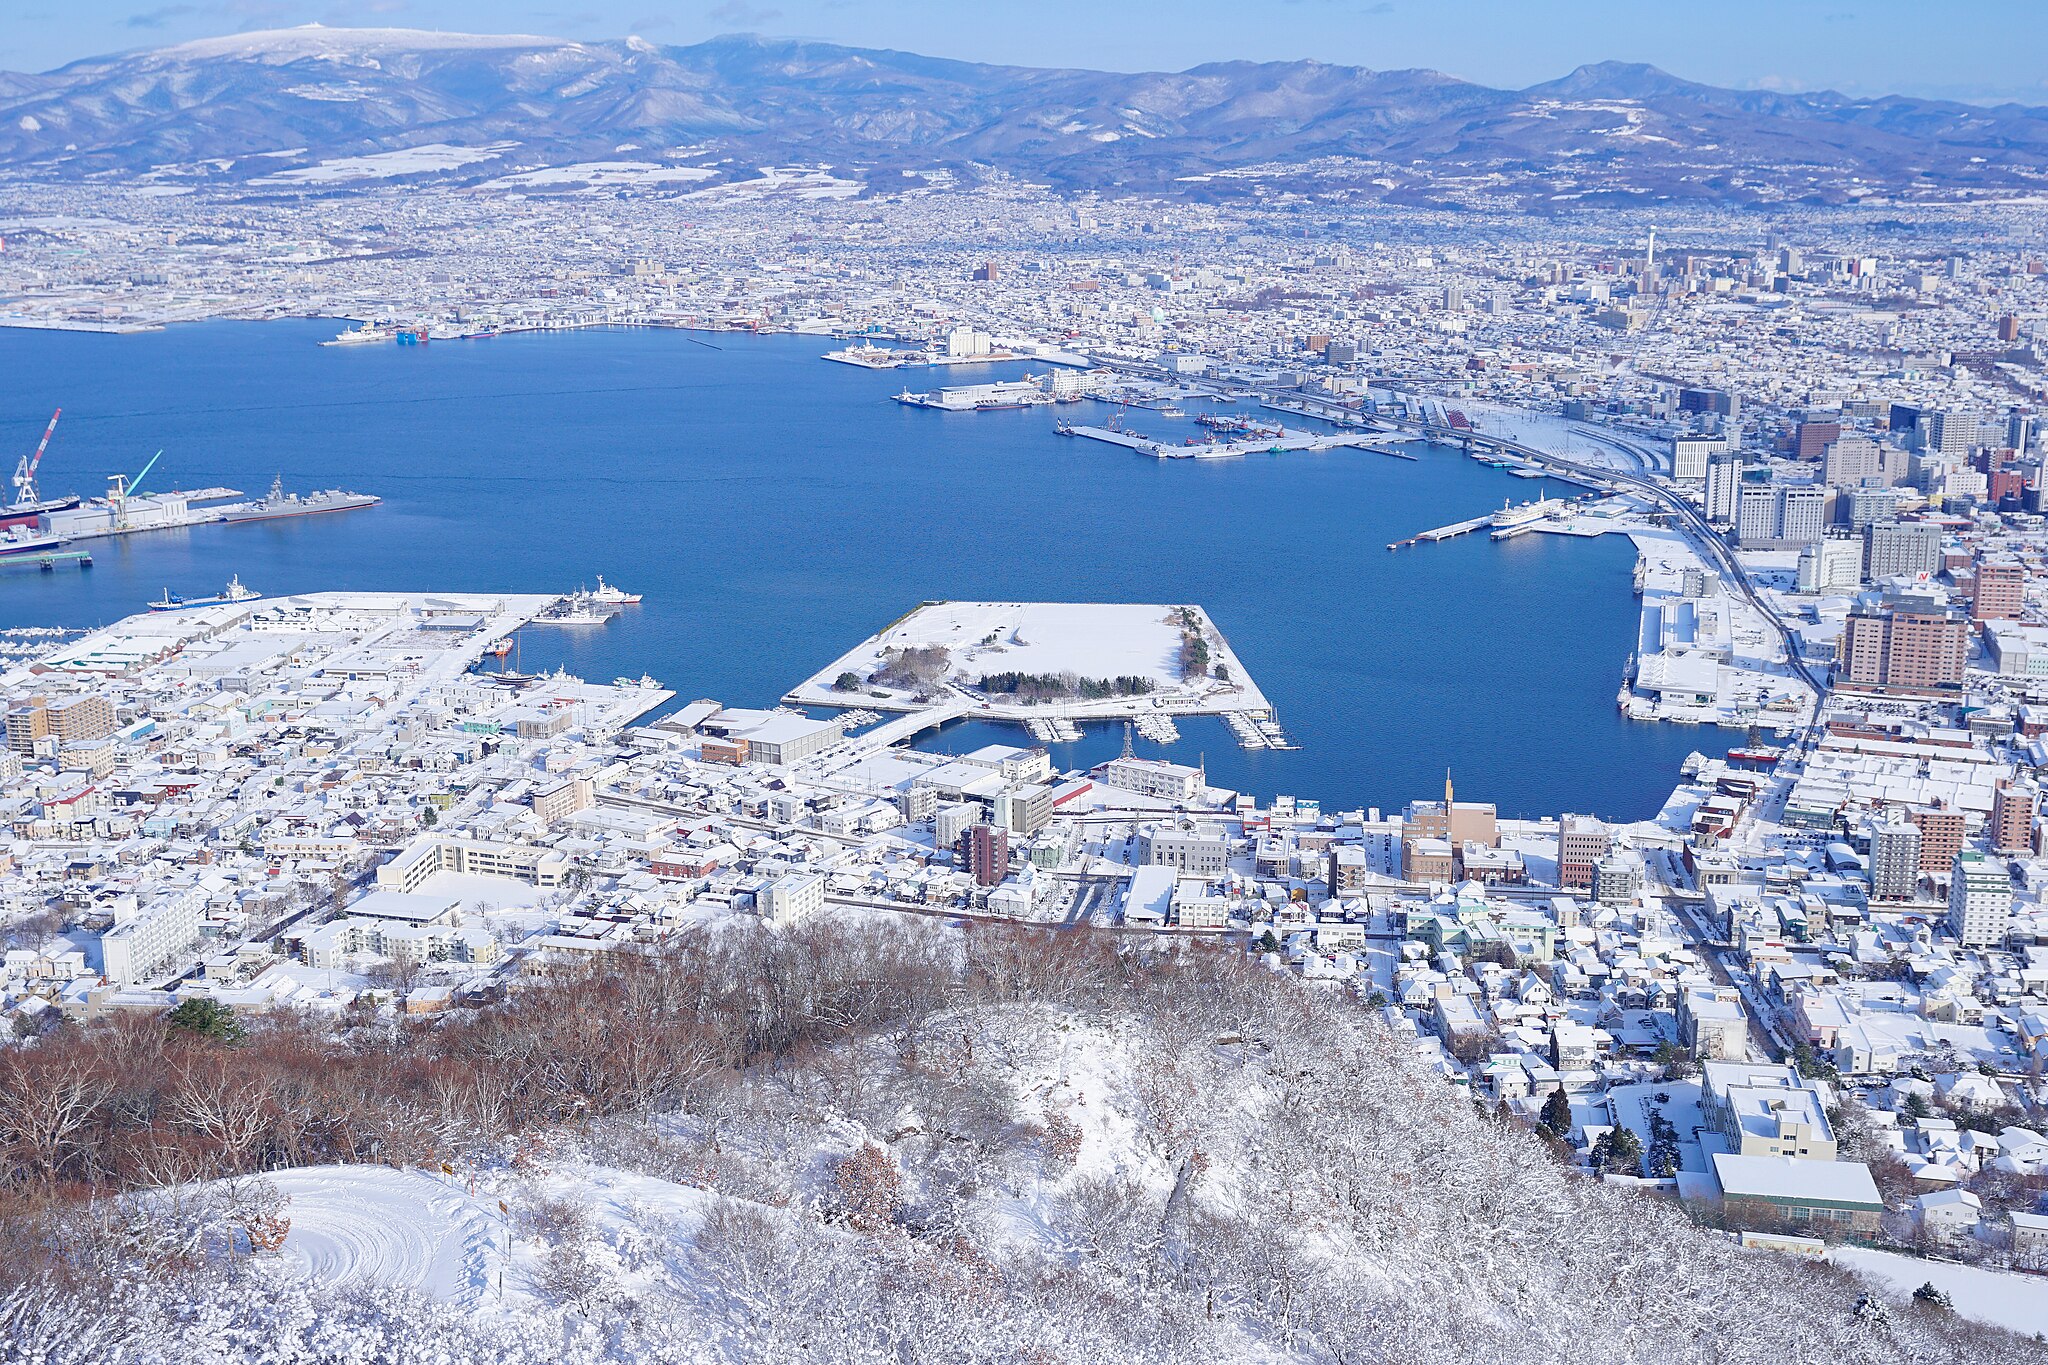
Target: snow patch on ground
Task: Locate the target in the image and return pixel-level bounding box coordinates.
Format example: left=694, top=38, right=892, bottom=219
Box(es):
left=1836, top=1247, right=2048, bottom=1338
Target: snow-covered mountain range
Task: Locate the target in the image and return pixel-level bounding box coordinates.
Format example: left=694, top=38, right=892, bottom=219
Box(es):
left=2, top=25, right=2047, bottom=204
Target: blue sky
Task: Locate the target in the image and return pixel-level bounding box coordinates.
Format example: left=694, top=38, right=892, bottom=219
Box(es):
left=3, top=0, right=2044, bottom=104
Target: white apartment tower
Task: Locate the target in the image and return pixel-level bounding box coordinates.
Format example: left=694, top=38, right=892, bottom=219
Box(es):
left=1948, top=850, right=2012, bottom=948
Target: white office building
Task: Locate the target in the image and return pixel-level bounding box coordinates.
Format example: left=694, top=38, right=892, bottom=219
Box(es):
left=1797, top=537, right=1863, bottom=594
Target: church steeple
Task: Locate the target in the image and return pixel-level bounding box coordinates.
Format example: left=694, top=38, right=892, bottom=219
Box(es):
left=1444, top=768, right=1454, bottom=809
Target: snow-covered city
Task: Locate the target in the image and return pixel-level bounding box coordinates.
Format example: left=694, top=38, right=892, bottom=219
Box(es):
left=3, top=8, right=2048, bottom=1364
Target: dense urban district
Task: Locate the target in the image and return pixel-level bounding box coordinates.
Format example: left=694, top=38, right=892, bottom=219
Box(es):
left=6, top=33, right=2048, bottom=1355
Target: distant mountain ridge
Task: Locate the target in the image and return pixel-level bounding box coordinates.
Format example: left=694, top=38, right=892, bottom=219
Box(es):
left=1, top=25, right=2045, bottom=205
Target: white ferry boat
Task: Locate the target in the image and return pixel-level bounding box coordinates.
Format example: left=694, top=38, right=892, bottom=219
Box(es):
left=321, top=322, right=393, bottom=347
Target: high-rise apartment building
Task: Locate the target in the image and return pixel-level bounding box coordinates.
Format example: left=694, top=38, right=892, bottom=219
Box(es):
left=958, top=821, right=1010, bottom=887
left=1838, top=611, right=1968, bottom=691
left=1971, top=555, right=2025, bottom=621
left=1928, top=409, right=1982, bottom=456
left=1910, top=805, right=1967, bottom=877
left=1704, top=454, right=1744, bottom=524
left=48, top=694, right=116, bottom=744
left=1948, top=850, right=2012, bottom=948
left=1870, top=820, right=1922, bottom=899
left=1557, top=814, right=1611, bottom=890
left=1991, top=780, right=2038, bottom=853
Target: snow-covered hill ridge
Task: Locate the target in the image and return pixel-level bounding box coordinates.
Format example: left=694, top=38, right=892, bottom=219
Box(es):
left=139, top=25, right=567, bottom=64
left=0, top=923, right=2041, bottom=1362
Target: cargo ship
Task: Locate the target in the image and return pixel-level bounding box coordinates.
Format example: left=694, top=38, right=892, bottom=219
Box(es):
left=0, top=491, right=81, bottom=531
left=0, top=528, right=68, bottom=558
left=221, top=477, right=380, bottom=525
left=148, top=575, right=260, bottom=612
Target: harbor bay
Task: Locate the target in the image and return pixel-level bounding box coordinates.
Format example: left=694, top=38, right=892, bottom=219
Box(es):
left=0, top=319, right=1725, bottom=818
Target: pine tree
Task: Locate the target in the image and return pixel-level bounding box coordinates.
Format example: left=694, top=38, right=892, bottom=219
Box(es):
left=1540, top=1085, right=1572, bottom=1137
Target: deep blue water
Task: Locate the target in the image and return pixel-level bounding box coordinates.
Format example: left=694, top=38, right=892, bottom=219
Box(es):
left=0, top=320, right=1729, bottom=818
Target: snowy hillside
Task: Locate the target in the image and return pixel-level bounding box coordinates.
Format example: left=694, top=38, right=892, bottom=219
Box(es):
left=0, top=922, right=2040, bottom=1362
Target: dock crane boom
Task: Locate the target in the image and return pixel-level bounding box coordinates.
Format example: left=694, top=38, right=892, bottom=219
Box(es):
left=126, top=448, right=163, bottom=499
left=10, top=408, right=60, bottom=505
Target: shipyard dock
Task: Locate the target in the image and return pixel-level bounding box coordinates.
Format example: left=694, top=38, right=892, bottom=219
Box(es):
left=34, top=476, right=380, bottom=546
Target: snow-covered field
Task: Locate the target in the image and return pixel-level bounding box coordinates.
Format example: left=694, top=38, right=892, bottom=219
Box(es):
left=253, top=142, right=519, bottom=184
left=787, top=600, right=1269, bottom=713
left=689, top=166, right=863, bottom=200
left=894, top=602, right=1186, bottom=685
left=1836, top=1247, right=2048, bottom=1337
left=484, top=161, right=718, bottom=191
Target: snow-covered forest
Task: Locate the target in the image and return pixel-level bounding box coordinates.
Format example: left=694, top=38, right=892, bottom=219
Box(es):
left=1, top=920, right=2040, bottom=1363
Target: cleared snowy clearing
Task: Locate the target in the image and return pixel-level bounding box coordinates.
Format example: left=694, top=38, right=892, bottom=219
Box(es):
left=268, top=1166, right=498, bottom=1305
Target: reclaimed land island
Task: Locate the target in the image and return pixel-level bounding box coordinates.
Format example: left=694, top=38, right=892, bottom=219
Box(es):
left=784, top=600, right=1293, bottom=750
